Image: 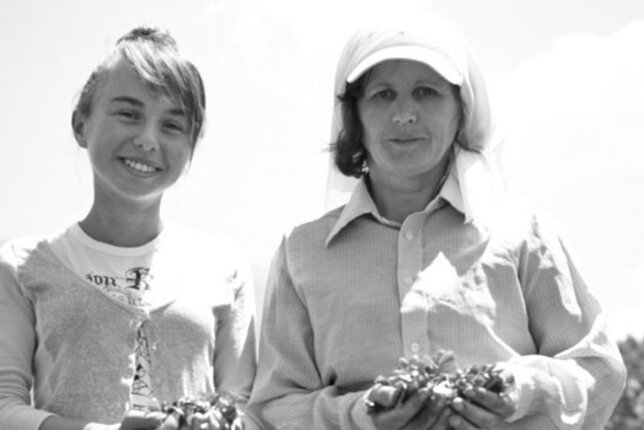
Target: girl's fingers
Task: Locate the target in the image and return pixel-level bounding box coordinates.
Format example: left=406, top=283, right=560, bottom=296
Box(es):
left=156, top=411, right=182, bottom=430
left=120, top=410, right=170, bottom=430
left=188, top=412, right=209, bottom=430
left=207, top=409, right=223, bottom=430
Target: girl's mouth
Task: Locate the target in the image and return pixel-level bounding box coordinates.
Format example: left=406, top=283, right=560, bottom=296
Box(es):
left=120, top=157, right=161, bottom=174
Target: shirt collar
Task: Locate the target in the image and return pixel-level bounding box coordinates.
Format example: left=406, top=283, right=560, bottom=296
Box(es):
left=325, top=170, right=466, bottom=247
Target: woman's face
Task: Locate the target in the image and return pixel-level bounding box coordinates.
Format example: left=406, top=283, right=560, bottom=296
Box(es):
left=357, top=60, right=461, bottom=185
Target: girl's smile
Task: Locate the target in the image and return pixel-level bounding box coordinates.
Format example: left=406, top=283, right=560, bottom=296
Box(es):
left=73, top=58, right=192, bottom=207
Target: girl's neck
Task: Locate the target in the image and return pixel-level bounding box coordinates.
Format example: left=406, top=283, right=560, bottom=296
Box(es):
left=80, top=196, right=163, bottom=248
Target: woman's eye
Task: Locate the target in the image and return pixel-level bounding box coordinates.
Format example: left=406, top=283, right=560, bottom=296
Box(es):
left=372, top=89, right=394, bottom=100
left=415, top=87, right=438, bottom=98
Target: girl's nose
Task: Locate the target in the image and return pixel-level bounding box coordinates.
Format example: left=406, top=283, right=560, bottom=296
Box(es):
left=133, top=126, right=160, bottom=151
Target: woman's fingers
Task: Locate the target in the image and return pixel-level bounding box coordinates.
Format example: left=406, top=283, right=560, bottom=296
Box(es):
left=462, top=386, right=517, bottom=418
left=449, top=395, right=506, bottom=429
left=403, top=395, right=450, bottom=430
left=371, top=388, right=433, bottom=429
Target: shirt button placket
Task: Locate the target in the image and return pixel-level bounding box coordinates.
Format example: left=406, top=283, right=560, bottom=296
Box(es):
left=398, top=214, right=425, bottom=358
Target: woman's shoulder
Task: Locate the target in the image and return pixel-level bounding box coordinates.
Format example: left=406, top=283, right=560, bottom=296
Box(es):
left=486, top=193, right=567, bottom=245
left=284, top=205, right=345, bottom=246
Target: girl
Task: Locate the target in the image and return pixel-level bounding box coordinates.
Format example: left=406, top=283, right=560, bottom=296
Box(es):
left=0, top=27, right=255, bottom=430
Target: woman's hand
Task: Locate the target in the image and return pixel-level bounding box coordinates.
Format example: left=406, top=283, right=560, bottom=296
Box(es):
left=369, top=388, right=451, bottom=430
left=447, top=371, right=517, bottom=430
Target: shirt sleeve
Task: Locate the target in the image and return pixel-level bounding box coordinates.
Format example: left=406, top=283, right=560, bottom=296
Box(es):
left=505, top=213, right=626, bottom=428
left=213, top=241, right=257, bottom=403
left=0, top=242, right=55, bottom=430
left=247, top=237, right=376, bottom=430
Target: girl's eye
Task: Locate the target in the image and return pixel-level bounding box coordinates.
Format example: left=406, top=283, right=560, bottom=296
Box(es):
left=117, top=110, right=140, bottom=121
left=163, top=120, right=187, bottom=134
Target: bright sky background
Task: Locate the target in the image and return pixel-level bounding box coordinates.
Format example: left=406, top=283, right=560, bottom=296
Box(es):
left=1, top=0, right=643, bottom=340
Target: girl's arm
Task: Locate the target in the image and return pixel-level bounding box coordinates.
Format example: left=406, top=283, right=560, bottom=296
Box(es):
left=38, top=416, right=118, bottom=430
left=212, top=241, right=257, bottom=401
left=0, top=243, right=53, bottom=430
left=1, top=243, right=125, bottom=430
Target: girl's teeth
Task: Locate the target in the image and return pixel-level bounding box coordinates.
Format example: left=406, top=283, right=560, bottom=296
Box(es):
left=124, top=159, right=155, bottom=173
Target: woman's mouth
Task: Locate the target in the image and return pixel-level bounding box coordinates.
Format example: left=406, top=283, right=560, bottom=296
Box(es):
left=389, top=137, right=425, bottom=144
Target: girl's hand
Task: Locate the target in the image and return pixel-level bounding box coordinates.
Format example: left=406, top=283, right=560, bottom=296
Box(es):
left=151, top=409, right=243, bottom=430
left=118, top=409, right=167, bottom=430
left=447, top=371, right=517, bottom=429
left=369, top=388, right=451, bottom=430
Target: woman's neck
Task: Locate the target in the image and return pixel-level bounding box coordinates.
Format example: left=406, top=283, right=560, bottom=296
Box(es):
left=368, top=163, right=449, bottom=224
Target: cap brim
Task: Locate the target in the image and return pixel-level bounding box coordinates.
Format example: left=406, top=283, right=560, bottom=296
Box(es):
left=346, top=45, right=462, bottom=85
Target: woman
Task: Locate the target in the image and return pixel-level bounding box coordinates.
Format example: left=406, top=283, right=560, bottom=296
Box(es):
left=247, top=13, right=625, bottom=430
left=0, top=27, right=255, bottom=430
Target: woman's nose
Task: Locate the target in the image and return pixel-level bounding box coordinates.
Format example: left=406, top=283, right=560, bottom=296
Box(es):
left=133, top=125, right=160, bottom=151
left=392, top=100, right=417, bottom=125
left=393, top=111, right=417, bottom=125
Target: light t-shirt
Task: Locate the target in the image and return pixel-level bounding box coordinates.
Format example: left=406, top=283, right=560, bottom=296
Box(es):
left=49, top=223, right=159, bottom=411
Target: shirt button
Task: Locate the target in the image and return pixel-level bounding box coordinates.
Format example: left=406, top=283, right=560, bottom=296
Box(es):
left=404, top=276, right=413, bottom=285
left=405, top=231, right=414, bottom=240
left=410, top=342, right=420, bottom=353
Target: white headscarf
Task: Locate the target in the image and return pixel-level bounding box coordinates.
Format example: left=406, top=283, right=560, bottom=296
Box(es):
left=325, top=13, right=506, bottom=225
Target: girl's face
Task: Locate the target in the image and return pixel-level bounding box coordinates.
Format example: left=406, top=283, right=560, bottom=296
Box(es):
left=357, top=60, right=461, bottom=186
left=74, top=58, right=193, bottom=207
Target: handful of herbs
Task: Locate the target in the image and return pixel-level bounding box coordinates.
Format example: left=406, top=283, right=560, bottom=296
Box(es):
left=161, top=392, right=245, bottom=429
left=366, top=351, right=511, bottom=413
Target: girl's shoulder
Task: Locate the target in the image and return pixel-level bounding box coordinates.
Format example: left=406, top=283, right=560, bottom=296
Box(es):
left=157, top=222, right=250, bottom=272
left=0, top=229, right=65, bottom=268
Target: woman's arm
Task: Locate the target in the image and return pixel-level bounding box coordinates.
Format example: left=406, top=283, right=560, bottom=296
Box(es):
left=446, top=212, right=625, bottom=429
left=495, top=214, right=625, bottom=428
left=246, top=238, right=378, bottom=429
left=247, top=238, right=449, bottom=430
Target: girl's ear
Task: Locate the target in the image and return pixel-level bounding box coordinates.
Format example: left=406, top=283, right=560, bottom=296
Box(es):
left=72, top=111, right=88, bottom=148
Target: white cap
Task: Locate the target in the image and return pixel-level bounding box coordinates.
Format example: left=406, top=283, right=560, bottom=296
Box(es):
left=346, top=44, right=462, bottom=85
